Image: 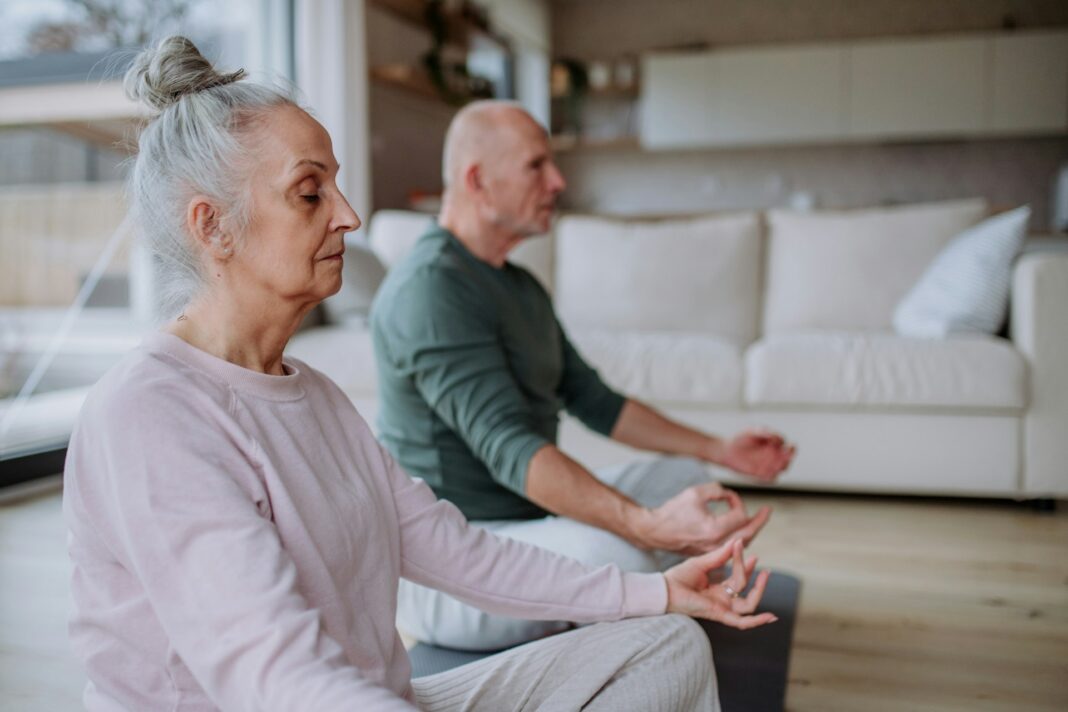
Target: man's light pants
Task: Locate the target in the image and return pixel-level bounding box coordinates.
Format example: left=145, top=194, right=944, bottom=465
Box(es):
left=397, top=456, right=715, bottom=651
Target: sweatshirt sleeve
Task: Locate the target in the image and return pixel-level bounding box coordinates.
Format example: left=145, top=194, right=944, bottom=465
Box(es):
left=380, top=440, right=668, bottom=621
left=67, top=383, right=417, bottom=712
left=374, top=266, right=550, bottom=496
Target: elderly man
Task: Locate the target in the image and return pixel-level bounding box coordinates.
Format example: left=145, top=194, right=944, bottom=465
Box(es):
left=371, top=100, right=795, bottom=651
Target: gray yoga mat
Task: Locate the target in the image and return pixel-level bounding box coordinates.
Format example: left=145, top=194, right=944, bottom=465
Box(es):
left=409, top=571, right=801, bottom=712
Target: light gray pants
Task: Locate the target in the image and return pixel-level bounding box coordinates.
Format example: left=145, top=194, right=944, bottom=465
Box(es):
left=411, top=614, right=720, bottom=712
left=398, top=457, right=714, bottom=651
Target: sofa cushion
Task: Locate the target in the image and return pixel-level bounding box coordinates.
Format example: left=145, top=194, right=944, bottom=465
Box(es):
left=555, top=213, right=763, bottom=343
left=367, top=210, right=435, bottom=268
left=510, top=234, right=555, bottom=293
left=893, top=206, right=1031, bottom=338
left=745, top=331, right=1026, bottom=411
left=287, top=326, right=378, bottom=397
left=570, top=330, right=743, bottom=406
left=763, top=199, right=988, bottom=334
left=0, top=386, right=90, bottom=457
left=321, top=240, right=387, bottom=326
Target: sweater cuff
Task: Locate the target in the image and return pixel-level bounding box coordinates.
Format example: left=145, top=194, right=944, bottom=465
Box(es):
left=620, top=572, right=669, bottom=617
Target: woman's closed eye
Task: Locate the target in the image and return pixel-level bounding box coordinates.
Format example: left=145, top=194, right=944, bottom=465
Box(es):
left=301, top=193, right=320, bottom=204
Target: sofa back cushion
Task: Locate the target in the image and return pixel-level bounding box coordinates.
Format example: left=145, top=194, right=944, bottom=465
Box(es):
left=763, top=198, right=988, bottom=334
left=554, top=212, right=763, bottom=343
left=367, top=210, right=435, bottom=268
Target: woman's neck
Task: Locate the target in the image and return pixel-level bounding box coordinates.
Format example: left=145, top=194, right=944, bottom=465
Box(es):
left=164, top=294, right=310, bottom=375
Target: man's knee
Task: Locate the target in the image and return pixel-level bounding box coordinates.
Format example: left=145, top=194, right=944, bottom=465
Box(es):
left=603, top=457, right=715, bottom=509
left=560, top=525, right=661, bottom=573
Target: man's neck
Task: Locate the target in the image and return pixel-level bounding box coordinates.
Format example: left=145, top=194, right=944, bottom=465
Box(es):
left=438, top=203, right=522, bottom=268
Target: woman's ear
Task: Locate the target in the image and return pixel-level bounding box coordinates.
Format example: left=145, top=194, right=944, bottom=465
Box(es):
left=187, top=196, right=233, bottom=259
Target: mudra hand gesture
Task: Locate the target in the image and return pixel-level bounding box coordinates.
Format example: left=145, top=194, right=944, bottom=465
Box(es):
left=715, top=428, right=796, bottom=482
left=665, top=539, right=777, bottom=630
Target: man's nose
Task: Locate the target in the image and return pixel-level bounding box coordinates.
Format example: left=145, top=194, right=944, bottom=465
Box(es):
left=547, top=162, right=567, bottom=193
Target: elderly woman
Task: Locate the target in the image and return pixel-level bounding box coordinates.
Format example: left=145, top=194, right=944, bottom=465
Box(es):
left=63, top=37, right=776, bottom=712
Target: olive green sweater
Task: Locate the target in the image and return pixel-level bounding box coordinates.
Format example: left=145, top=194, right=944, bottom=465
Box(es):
left=370, top=226, right=625, bottom=520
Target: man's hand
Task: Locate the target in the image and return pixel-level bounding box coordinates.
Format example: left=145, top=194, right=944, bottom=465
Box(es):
left=707, top=428, right=795, bottom=482
left=630, top=482, right=771, bottom=555
left=665, top=539, right=777, bottom=630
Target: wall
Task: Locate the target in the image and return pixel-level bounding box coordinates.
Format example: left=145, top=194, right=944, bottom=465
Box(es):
left=557, top=138, right=1068, bottom=230
left=549, top=0, right=1068, bottom=230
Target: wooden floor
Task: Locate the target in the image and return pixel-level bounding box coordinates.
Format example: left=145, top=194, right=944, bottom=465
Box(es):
left=1, top=485, right=1066, bottom=711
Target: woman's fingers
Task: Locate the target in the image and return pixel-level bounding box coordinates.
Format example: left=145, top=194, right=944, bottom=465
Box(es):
left=720, top=540, right=748, bottom=595
left=690, top=539, right=736, bottom=572
left=716, top=610, right=779, bottom=630
left=732, top=569, right=770, bottom=615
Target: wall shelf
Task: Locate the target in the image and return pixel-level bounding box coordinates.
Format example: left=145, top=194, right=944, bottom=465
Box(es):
left=550, top=135, right=640, bottom=153
left=368, top=0, right=493, bottom=51
left=370, top=64, right=443, bottom=102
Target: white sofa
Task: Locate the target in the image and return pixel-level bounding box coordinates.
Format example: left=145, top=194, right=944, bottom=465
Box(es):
left=287, top=199, right=1065, bottom=500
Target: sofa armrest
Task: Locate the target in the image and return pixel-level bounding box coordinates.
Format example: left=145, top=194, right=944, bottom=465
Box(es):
left=1011, top=251, right=1068, bottom=496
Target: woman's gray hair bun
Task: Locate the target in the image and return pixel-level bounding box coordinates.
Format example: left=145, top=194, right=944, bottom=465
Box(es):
left=123, top=35, right=247, bottom=112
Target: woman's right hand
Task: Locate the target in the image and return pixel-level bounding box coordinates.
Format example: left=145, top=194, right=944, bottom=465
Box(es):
left=663, top=539, right=778, bottom=630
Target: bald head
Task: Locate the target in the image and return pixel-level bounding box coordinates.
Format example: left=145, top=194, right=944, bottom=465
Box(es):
left=442, top=100, right=542, bottom=189
left=437, top=100, right=565, bottom=251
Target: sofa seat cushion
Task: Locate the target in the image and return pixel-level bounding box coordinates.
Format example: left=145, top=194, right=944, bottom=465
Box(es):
left=745, top=332, right=1026, bottom=411
left=287, top=326, right=378, bottom=396
left=570, top=330, right=743, bottom=406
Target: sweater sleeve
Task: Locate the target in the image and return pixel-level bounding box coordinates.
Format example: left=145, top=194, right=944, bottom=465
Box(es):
left=379, top=440, right=668, bottom=621
left=68, top=383, right=417, bottom=712
left=375, top=267, right=550, bottom=495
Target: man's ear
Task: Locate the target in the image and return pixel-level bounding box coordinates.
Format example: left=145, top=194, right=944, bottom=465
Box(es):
left=463, top=163, right=483, bottom=195
left=186, top=196, right=233, bottom=259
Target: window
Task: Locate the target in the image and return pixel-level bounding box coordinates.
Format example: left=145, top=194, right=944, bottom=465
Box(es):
left=0, top=0, right=294, bottom=482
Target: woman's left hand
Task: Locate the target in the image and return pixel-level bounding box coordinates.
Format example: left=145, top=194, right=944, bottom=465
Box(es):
left=663, top=539, right=778, bottom=630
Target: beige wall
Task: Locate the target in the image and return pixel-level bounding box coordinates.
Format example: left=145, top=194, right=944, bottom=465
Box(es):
left=549, top=0, right=1068, bottom=229
left=556, top=138, right=1068, bottom=230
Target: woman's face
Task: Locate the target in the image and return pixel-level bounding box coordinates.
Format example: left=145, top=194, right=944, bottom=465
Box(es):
left=227, top=104, right=359, bottom=308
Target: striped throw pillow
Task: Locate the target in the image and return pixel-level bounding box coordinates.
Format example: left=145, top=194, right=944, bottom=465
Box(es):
left=893, top=206, right=1031, bottom=338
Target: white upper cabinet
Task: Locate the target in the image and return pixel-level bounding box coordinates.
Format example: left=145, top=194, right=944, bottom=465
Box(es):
left=848, top=36, right=987, bottom=139
left=641, top=53, right=715, bottom=149
left=990, top=30, right=1068, bottom=133
left=712, top=45, right=847, bottom=145
left=639, top=30, right=1067, bottom=149
left=641, top=45, right=845, bottom=149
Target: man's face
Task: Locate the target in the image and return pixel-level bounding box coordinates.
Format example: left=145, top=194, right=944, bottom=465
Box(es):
left=480, top=113, right=567, bottom=237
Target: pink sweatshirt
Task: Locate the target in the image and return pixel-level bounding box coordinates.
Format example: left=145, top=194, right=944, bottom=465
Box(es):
left=62, top=333, right=667, bottom=711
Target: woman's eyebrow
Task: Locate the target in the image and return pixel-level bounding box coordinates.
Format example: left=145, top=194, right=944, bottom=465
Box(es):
left=290, top=159, right=339, bottom=173
left=292, top=158, right=329, bottom=172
